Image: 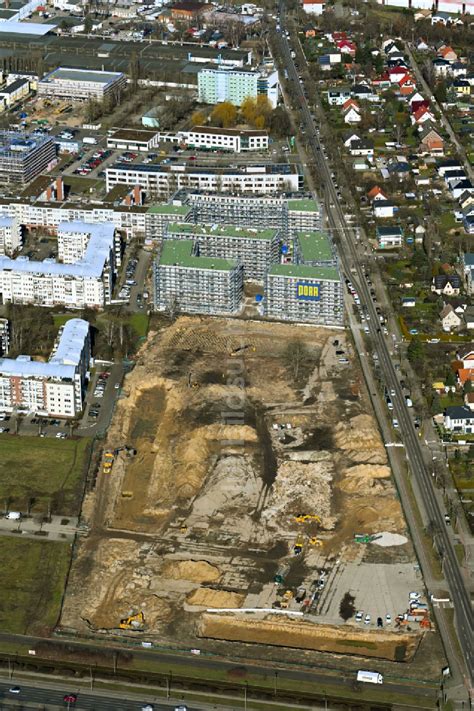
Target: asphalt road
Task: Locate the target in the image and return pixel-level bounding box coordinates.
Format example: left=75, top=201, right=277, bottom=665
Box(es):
left=274, top=2, right=473, bottom=693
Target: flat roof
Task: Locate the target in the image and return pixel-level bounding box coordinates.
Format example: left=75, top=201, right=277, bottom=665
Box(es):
left=147, top=204, right=191, bottom=215
left=167, top=222, right=278, bottom=240
left=42, top=67, right=124, bottom=85
left=268, top=263, right=340, bottom=280
left=298, top=231, right=333, bottom=262
left=0, top=221, right=114, bottom=278
left=287, top=198, right=319, bottom=212
left=188, top=126, right=267, bottom=137
left=0, top=318, right=88, bottom=380
left=159, top=239, right=237, bottom=271
left=109, top=128, right=159, bottom=142
left=0, top=20, right=55, bottom=35
left=110, top=162, right=297, bottom=176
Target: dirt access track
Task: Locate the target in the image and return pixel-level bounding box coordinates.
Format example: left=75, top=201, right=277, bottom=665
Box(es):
left=61, top=316, right=422, bottom=663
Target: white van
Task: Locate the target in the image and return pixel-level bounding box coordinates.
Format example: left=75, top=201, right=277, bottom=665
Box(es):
left=6, top=511, right=21, bottom=520
left=357, top=670, right=383, bottom=684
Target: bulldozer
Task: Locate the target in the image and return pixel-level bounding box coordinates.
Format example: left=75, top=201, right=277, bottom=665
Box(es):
left=119, top=611, right=145, bottom=630
left=294, top=514, right=321, bottom=525
left=309, top=536, right=323, bottom=547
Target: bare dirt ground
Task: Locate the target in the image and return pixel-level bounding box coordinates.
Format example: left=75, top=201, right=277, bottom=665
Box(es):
left=61, top=316, right=431, bottom=664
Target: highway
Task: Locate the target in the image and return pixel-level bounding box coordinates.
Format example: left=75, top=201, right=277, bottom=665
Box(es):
left=273, top=2, right=473, bottom=694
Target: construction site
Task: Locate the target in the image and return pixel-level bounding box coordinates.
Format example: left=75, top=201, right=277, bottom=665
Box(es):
left=61, top=316, right=442, bottom=672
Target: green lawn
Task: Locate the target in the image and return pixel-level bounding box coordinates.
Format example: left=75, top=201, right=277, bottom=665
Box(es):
left=0, top=436, right=91, bottom=515
left=0, top=538, right=71, bottom=635
left=128, top=312, right=149, bottom=338
left=52, top=313, right=77, bottom=328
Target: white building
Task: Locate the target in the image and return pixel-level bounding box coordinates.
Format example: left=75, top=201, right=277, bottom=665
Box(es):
left=197, top=67, right=279, bottom=108
left=0, top=216, right=22, bottom=255
left=0, top=221, right=119, bottom=308
left=105, top=163, right=301, bottom=195
left=38, top=67, right=126, bottom=101
left=0, top=318, right=90, bottom=417
left=107, top=128, right=161, bottom=152
left=177, top=126, right=268, bottom=153
left=303, top=0, right=325, bottom=14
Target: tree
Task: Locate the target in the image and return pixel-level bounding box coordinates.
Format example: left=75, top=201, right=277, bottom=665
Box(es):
left=339, top=592, right=356, bottom=621
left=284, top=339, right=307, bottom=383
left=210, top=101, right=237, bottom=128
left=407, top=337, right=425, bottom=365
left=83, top=15, right=93, bottom=33
left=431, top=392, right=442, bottom=415
left=445, top=370, right=456, bottom=388
left=191, top=110, right=206, bottom=127
left=464, top=379, right=472, bottom=395
left=268, top=105, right=292, bottom=138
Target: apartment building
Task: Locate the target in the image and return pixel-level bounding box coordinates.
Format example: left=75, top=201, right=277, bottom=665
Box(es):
left=295, top=230, right=336, bottom=267
left=0, top=131, right=56, bottom=184
left=146, top=203, right=193, bottom=239
left=198, top=67, right=279, bottom=107
left=265, top=263, right=343, bottom=325
left=166, top=222, right=280, bottom=280
left=0, top=221, right=119, bottom=308
left=178, top=126, right=268, bottom=153
left=0, top=215, right=22, bottom=255
left=38, top=67, right=126, bottom=101
left=153, top=239, right=243, bottom=315
left=0, top=318, right=90, bottom=417
left=106, top=163, right=301, bottom=195
left=183, top=192, right=320, bottom=235
left=0, top=318, right=9, bottom=356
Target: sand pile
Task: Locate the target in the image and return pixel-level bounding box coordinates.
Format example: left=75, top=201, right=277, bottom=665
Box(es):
left=338, top=464, right=391, bottom=495
left=264, top=458, right=336, bottom=530
left=199, top=614, right=420, bottom=661
left=334, top=414, right=387, bottom=464
left=190, top=455, right=260, bottom=520
left=162, top=560, right=221, bottom=584
left=373, top=532, right=408, bottom=547
left=187, top=588, right=245, bottom=608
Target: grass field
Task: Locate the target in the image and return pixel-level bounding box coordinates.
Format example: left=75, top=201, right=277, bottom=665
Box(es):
left=0, top=538, right=71, bottom=635
left=0, top=436, right=91, bottom=515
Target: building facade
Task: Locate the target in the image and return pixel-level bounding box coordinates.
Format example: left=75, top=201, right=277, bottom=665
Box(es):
left=0, top=318, right=90, bottom=417
left=178, top=126, right=268, bottom=153
left=38, top=67, right=126, bottom=101
left=105, top=163, right=301, bottom=195
left=197, top=67, right=279, bottom=107
left=0, top=215, right=22, bottom=255
left=0, top=131, right=56, bottom=185
left=153, top=239, right=243, bottom=315
left=265, top=264, right=343, bottom=325
left=166, top=222, right=280, bottom=280
left=0, top=221, right=119, bottom=308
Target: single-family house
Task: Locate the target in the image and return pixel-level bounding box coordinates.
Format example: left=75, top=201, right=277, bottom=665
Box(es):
left=464, top=305, right=474, bottom=329
left=431, top=274, right=461, bottom=296
left=337, top=39, right=356, bottom=55
left=302, top=0, right=326, bottom=15
left=343, top=106, right=361, bottom=124
left=407, top=90, right=425, bottom=109
left=419, top=124, right=444, bottom=155
left=444, top=168, right=467, bottom=184
left=399, top=74, right=417, bottom=95
left=327, top=87, right=351, bottom=106
left=458, top=191, right=474, bottom=209
left=373, top=200, right=397, bottom=218
left=438, top=159, right=463, bottom=177
left=412, top=105, right=436, bottom=124
left=450, top=179, right=473, bottom=200
left=402, top=297, right=416, bottom=307
left=462, top=209, right=474, bottom=235
left=462, top=254, right=474, bottom=294
left=351, top=84, right=375, bottom=101
left=343, top=131, right=361, bottom=147
left=416, top=37, right=430, bottom=48
left=440, top=303, right=462, bottom=331
left=349, top=139, right=374, bottom=157
left=387, top=157, right=411, bottom=178
left=372, top=73, right=391, bottom=90
left=433, top=58, right=452, bottom=76
left=389, top=66, right=410, bottom=84
left=382, top=39, right=402, bottom=54
left=444, top=405, right=474, bottom=433
left=453, top=78, right=470, bottom=96
left=376, top=225, right=403, bottom=248
left=368, top=185, right=388, bottom=201
left=438, top=45, right=458, bottom=62
left=451, top=62, right=468, bottom=78
left=460, top=347, right=474, bottom=368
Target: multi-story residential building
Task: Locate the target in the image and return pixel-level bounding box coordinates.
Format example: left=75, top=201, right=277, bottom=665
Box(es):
left=295, top=230, right=336, bottom=267
left=0, top=131, right=56, bottom=185
left=182, top=192, right=320, bottom=236
left=0, top=221, right=119, bottom=308
left=197, top=67, right=279, bottom=107
left=166, top=222, right=280, bottom=280
left=265, top=263, right=343, bottom=325
left=146, top=203, right=193, bottom=239
left=0, top=215, right=22, bottom=255
left=0, top=318, right=9, bottom=356
left=177, top=126, right=268, bottom=153
left=0, top=318, right=90, bottom=417
left=105, top=163, right=301, bottom=195
left=37, top=67, right=126, bottom=101
left=153, top=239, right=243, bottom=315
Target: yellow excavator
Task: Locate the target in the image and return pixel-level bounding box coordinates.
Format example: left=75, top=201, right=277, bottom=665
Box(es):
left=119, top=611, right=145, bottom=630
left=309, top=536, right=323, bottom=547
left=294, top=514, right=321, bottom=525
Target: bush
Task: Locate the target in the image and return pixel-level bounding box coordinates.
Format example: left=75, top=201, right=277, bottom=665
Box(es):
left=339, top=592, right=356, bottom=620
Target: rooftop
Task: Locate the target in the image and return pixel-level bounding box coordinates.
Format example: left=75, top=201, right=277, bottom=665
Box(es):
left=109, top=128, right=159, bottom=142
left=297, top=231, right=333, bottom=263
left=159, top=239, right=237, bottom=271
left=287, top=198, right=319, bottom=212
left=167, top=222, right=278, bottom=240
left=268, top=263, right=340, bottom=280
left=147, top=204, right=192, bottom=215
left=41, top=67, right=124, bottom=85
left=0, top=131, right=53, bottom=158
left=0, top=20, right=55, bottom=35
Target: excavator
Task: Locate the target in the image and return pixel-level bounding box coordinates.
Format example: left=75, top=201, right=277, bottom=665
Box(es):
left=119, top=611, right=145, bottom=630
left=114, top=445, right=137, bottom=457
left=294, top=514, right=321, bottom=525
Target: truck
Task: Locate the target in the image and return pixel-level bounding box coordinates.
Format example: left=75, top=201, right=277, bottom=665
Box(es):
left=357, top=670, right=383, bottom=684
left=5, top=511, right=21, bottom=520
left=83, top=136, right=98, bottom=145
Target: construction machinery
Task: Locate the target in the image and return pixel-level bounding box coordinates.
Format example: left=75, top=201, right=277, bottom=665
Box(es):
left=114, top=445, right=137, bottom=457
left=354, top=534, right=381, bottom=544
left=229, top=344, right=255, bottom=357
left=121, top=491, right=133, bottom=498
left=294, top=514, right=321, bottom=524
left=119, top=611, right=145, bottom=630
left=309, top=536, right=322, bottom=547
left=293, top=534, right=305, bottom=555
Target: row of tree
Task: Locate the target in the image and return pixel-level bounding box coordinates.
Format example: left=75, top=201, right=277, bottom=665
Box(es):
left=192, top=97, right=292, bottom=137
